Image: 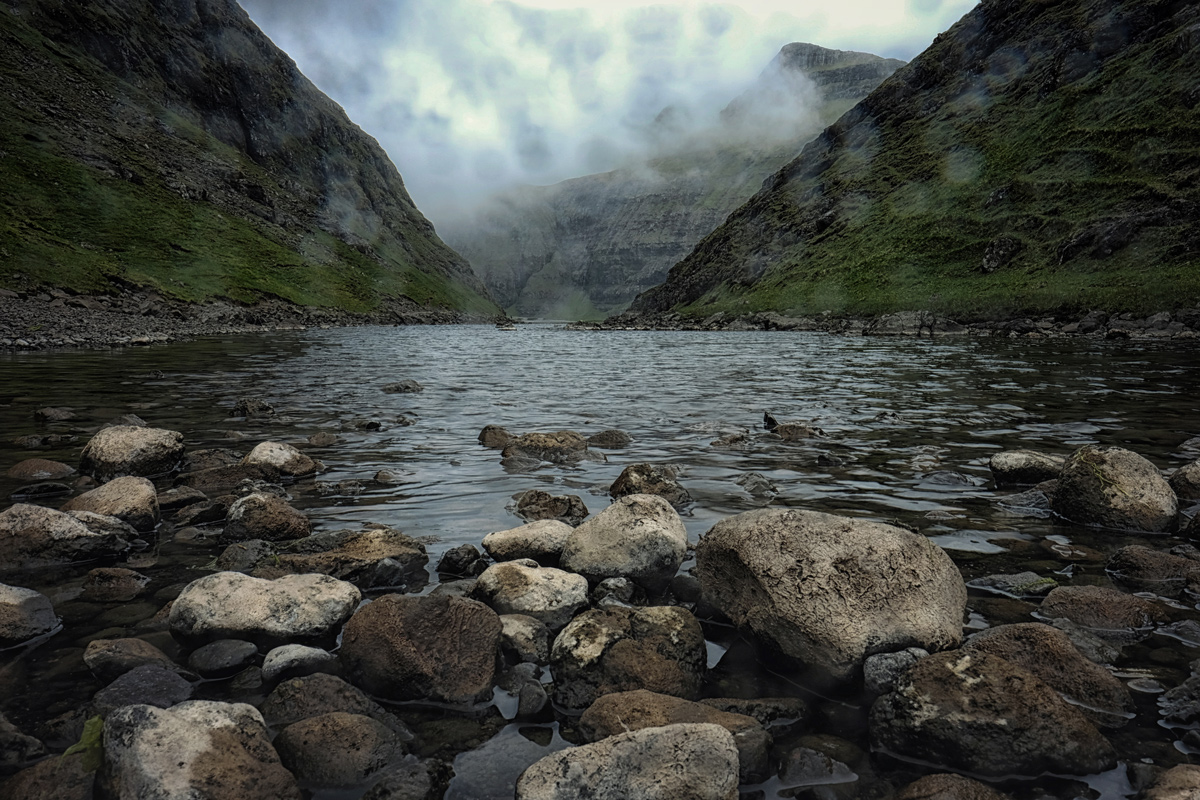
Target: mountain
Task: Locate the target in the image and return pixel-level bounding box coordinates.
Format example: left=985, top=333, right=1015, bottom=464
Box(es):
left=443, top=44, right=903, bottom=319
left=624, top=0, right=1200, bottom=322
left=0, top=0, right=498, bottom=316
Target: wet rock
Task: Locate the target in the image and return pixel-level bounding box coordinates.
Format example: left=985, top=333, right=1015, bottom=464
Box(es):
left=169, top=572, right=361, bottom=646
left=560, top=494, right=687, bottom=592
left=989, top=450, right=1065, bottom=487
left=472, top=560, right=589, bottom=631
left=248, top=528, right=429, bottom=590
left=515, top=722, right=738, bottom=800
left=501, top=614, right=550, bottom=664
left=735, top=472, right=776, bottom=498
left=34, top=406, right=76, bottom=422
left=776, top=744, right=858, bottom=794
left=0, top=583, right=57, bottom=646
left=896, top=773, right=1013, bottom=800
left=174, top=462, right=276, bottom=494
left=550, top=605, right=706, bottom=710
left=1170, top=460, right=1200, bottom=500
left=609, top=463, right=691, bottom=510
left=188, top=639, right=259, bottom=678
left=62, top=476, right=160, bottom=532
left=223, top=492, right=311, bottom=542
left=478, top=424, right=512, bottom=448
left=0, top=751, right=94, bottom=800
left=104, top=414, right=148, bottom=428
left=963, top=623, right=1134, bottom=729
left=515, top=490, right=589, bottom=526
left=315, top=478, right=365, bottom=496
left=260, top=673, right=411, bottom=735
left=579, top=690, right=770, bottom=783
left=0, top=713, right=45, bottom=772
left=997, top=486, right=1054, bottom=516
left=92, top=664, right=194, bottom=717
left=695, top=508, right=966, bottom=681
left=4, top=458, right=75, bottom=480
left=81, top=568, right=150, bottom=602
left=698, top=698, right=810, bottom=734
left=173, top=497, right=232, bottom=528
left=588, top=429, right=632, bottom=448
left=0, top=503, right=133, bottom=572
left=1160, top=671, right=1200, bottom=724
left=156, top=485, right=207, bottom=513
left=275, top=711, right=408, bottom=787
left=383, top=380, right=423, bottom=394
left=242, top=441, right=317, bottom=478
left=308, top=431, right=339, bottom=447
left=84, top=637, right=177, bottom=684
left=967, top=571, right=1058, bottom=598
left=869, top=650, right=1116, bottom=777
left=863, top=647, right=929, bottom=695
left=436, top=543, right=488, bottom=577
left=101, top=701, right=300, bottom=799
left=340, top=593, right=501, bottom=703
left=180, top=448, right=244, bottom=473
left=215, top=539, right=274, bottom=571
left=361, top=759, right=453, bottom=800
left=774, top=421, right=822, bottom=441
left=1050, top=445, right=1177, bottom=532
left=1039, top=585, right=1168, bottom=640
left=1107, top=544, right=1200, bottom=596
left=592, top=576, right=642, bottom=607
left=1140, top=765, right=1200, bottom=800
left=231, top=397, right=275, bottom=417
left=9, top=481, right=72, bottom=499
left=79, top=425, right=184, bottom=481
left=1048, top=617, right=1123, bottom=664
left=261, top=644, right=338, bottom=682
left=11, top=433, right=77, bottom=449
left=482, top=519, right=573, bottom=565
left=501, top=431, right=590, bottom=465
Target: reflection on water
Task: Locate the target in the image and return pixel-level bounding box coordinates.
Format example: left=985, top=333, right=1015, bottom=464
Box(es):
left=2, top=324, right=1200, bottom=798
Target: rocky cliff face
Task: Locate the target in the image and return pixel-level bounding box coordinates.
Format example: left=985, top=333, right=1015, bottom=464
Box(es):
left=625, top=0, right=1200, bottom=322
left=444, top=44, right=902, bottom=319
left=0, top=0, right=498, bottom=315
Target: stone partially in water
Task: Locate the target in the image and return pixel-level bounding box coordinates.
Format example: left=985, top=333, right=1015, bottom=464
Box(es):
left=483, top=519, right=574, bottom=565
left=274, top=711, right=408, bottom=788
left=79, top=425, right=185, bottom=481
left=559, top=494, right=687, bottom=592
left=1106, top=544, right=1200, bottom=597
left=515, top=490, right=589, bottom=526
left=0, top=583, right=57, bottom=647
left=92, top=664, right=194, bottom=717
left=80, top=567, right=150, bottom=603
left=501, top=431, right=589, bottom=465
left=896, top=773, right=1014, bottom=800
left=967, top=571, right=1058, bottom=598
left=188, top=639, right=259, bottom=679
left=988, top=450, right=1064, bottom=487
left=84, top=637, right=178, bottom=684
left=0, top=503, right=132, bottom=572
left=0, top=712, right=45, bottom=772
left=222, top=492, right=311, bottom=542
left=1038, top=585, right=1167, bottom=641
left=478, top=424, right=512, bottom=449
left=248, top=528, right=428, bottom=590
left=241, top=441, right=317, bottom=478
left=1050, top=445, right=1177, bottom=532
left=261, top=644, right=338, bottom=683
left=382, top=380, right=423, bottom=394
left=863, top=648, right=928, bottom=696
left=587, top=429, right=632, bottom=448
left=259, top=673, right=411, bottom=736
left=609, top=463, right=691, bottom=510
left=1170, top=460, right=1200, bottom=500
left=472, top=560, right=589, bottom=632
left=4, top=458, right=75, bottom=481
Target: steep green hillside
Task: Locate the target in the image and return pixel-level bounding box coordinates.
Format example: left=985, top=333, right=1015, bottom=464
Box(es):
left=0, top=0, right=498, bottom=315
left=628, top=0, right=1200, bottom=321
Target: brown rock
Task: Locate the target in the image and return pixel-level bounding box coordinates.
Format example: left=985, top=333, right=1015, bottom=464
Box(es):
left=478, top=425, right=512, bottom=449
left=1170, top=460, right=1200, bottom=500
left=84, top=637, right=178, bottom=684
left=61, top=476, right=159, bottom=532
left=1050, top=445, right=1177, bottom=532
left=174, top=463, right=277, bottom=494
left=81, top=568, right=150, bottom=602
left=249, top=528, right=428, bottom=590
left=274, top=712, right=408, bottom=787
left=1039, top=585, right=1168, bottom=636
left=5, top=458, right=75, bottom=481
left=1107, top=545, right=1200, bottom=597
left=78, top=425, right=185, bottom=481
left=501, top=431, right=588, bottom=464
left=897, top=773, right=1013, bottom=800
left=223, top=493, right=311, bottom=542
left=609, top=463, right=691, bottom=509
left=515, top=490, right=588, bottom=526
left=0, top=751, right=94, bottom=800
left=259, top=673, right=410, bottom=735
left=1140, top=764, right=1200, bottom=800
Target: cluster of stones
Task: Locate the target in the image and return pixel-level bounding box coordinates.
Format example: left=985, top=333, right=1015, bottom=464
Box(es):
left=3, top=401, right=1200, bottom=799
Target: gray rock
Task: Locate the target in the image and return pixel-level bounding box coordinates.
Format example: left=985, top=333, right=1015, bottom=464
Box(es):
left=80, top=567, right=150, bottom=602
left=261, top=644, right=338, bottom=682
left=988, top=450, right=1065, bottom=487
left=592, top=576, right=641, bottom=607
left=478, top=425, right=512, bottom=448
left=472, top=560, right=589, bottom=631
left=79, top=425, right=184, bottom=481
left=500, top=614, right=551, bottom=664
left=187, top=639, right=259, bottom=678
left=172, top=497, right=233, bottom=527
left=501, top=431, right=590, bottom=465
left=259, top=673, right=411, bottom=736
left=1170, top=460, right=1200, bottom=500
left=482, top=519, right=574, bottom=565
left=1049, top=617, right=1123, bottom=664
left=1050, top=445, right=1177, bottom=532
left=560, top=494, right=688, bottom=592
left=93, top=664, right=193, bottom=717
left=515, top=490, right=589, bottom=526
left=0, top=503, right=132, bottom=572
left=231, top=397, right=275, bottom=417
left=241, top=441, right=317, bottom=478
left=274, top=711, right=408, bottom=787
left=156, top=485, right=207, bottom=513
left=587, top=430, right=632, bottom=448
left=695, top=508, right=966, bottom=681
left=84, top=637, right=178, bottom=684
left=101, top=701, right=300, bottom=799
left=0, top=583, right=57, bottom=646
left=863, top=647, right=928, bottom=695
left=180, top=448, right=244, bottom=473
left=609, top=464, right=691, bottom=510
left=247, top=528, right=428, bottom=590
left=223, top=492, right=311, bottom=542
left=216, top=539, right=275, bottom=572
left=383, top=380, right=423, bottom=394
left=515, top=723, right=739, bottom=800
left=169, top=571, right=361, bottom=646
left=436, top=543, right=488, bottom=576
left=361, top=759, right=454, bottom=800
left=967, top=571, right=1058, bottom=598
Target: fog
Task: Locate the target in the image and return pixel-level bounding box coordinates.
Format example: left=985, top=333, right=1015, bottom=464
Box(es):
left=238, top=0, right=977, bottom=226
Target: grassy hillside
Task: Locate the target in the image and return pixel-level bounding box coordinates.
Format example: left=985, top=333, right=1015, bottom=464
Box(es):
left=630, top=0, right=1200, bottom=320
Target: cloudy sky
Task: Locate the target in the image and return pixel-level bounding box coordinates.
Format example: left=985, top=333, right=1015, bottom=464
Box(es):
left=239, top=0, right=978, bottom=225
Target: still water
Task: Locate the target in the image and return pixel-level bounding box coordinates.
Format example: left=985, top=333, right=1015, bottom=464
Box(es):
left=2, top=324, right=1199, bottom=798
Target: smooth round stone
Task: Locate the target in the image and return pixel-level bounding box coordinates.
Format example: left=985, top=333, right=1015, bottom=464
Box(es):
left=262, top=644, right=338, bottom=682
left=187, top=639, right=259, bottom=678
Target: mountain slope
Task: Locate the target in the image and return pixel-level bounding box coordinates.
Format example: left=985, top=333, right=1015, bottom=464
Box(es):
left=0, top=0, right=498, bottom=315
left=444, top=44, right=903, bottom=319
left=626, top=0, right=1200, bottom=321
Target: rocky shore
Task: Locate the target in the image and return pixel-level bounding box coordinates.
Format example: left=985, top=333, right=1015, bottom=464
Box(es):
left=0, top=288, right=505, bottom=351
left=2, top=399, right=1200, bottom=798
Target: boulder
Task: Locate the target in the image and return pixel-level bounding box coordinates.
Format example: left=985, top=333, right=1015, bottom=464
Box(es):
left=274, top=712, right=407, bottom=787
left=869, top=650, right=1116, bottom=777
left=248, top=528, right=428, bottom=590
left=515, top=490, right=589, bottom=526
left=101, top=701, right=299, bottom=799
left=1107, top=545, right=1200, bottom=596
left=550, top=605, right=706, bottom=710
left=84, top=637, right=177, bottom=684
left=501, top=431, right=589, bottom=464
left=695, top=508, right=966, bottom=681
left=0, top=503, right=133, bottom=572
left=1170, top=460, right=1200, bottom=500
left=587, top=430, right=632, bottom=448
left=261, top=644, right=338, bottom=682
left=1140, top=765, right=1200, bottom=800
left=472, top=560, right=589, bottom=631
left=501, top=614, right=550, bottom=664
left=79, top=425, right=184, bottom=481
left=897, top=773, right=1014, bottom=800
left=259, top=673, right=411, bottom=735
left=92, top=664, right=194, bottom=717
left=1050, top=445, right=1177, bottom=531
left=340, top=593, right=501, bottom=704
left=242, top=441, right=317, bottom=478
left=223, top=492, right=311, bottom=542
left=5, top=458, right=75, bottom=481
left=515, top=723, right=739, bottom=800
left=579, top=690, right=770, bottom=783
left=989, top=450, right=1065, bottom=487
left=80, top=567, right=150, bottom=602
left=560, top=494, right=688, bottom=592
left=482, top=519, right=574, bottom=565
left=1038, top=585, right=1167, bottom=639
left=0, top=583, right=57, bottom=647
left=478, top=425, right=512, bottom=448
left=609, top=464, right=691, bottom=509
left=169, top=572, right=361, bottom=646
left=963, top=623, right=1134, bottom=728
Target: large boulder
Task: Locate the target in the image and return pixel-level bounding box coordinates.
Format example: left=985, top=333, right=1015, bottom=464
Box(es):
left=241, top=441, right=317, bottom=478
left=515, top=723, right=739, bottom=800
left=223, top=493, right=311, bottom=542
left=559, top=494, right=688, bottom=592
left=79, top=425, right=185, bottom=481
left=1050, top=445, right=1177, bottom=531
left=169, top=572, right=361, bottom=646
left=501, top=431, right=589, bottom=464
left=609, top=464, right=691, bottom=510
left=550, top=605, right=706, bottom=710
left=870, top=650, right=1116, bottom=777
left=695, top=508, right=966, bottom=681
left=471, top=560, right=589, bottom=631
left=988, top=450, right=1065, bottom=487
left=340, top=594, right=501, bottom=704
left=101, top=701, right=300, bottom=799
left=482, top=519, right=574, bottom=565
left=61, top=476, right=160, bottom=532
left=242, top=528, right=428, bottom=590
left=0, top=583, right=57, bottom=647
left=0, top=503, right=133, bottom=572
left=274, top=712, right=408, bottom=788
